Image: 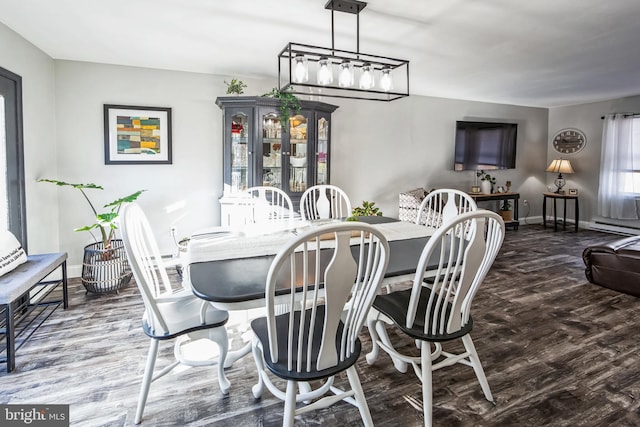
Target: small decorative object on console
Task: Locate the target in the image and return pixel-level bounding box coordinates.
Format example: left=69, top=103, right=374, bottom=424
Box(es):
left=569, top=188, right=578, bottom=195
left=476, top=170, right=496, bottom=194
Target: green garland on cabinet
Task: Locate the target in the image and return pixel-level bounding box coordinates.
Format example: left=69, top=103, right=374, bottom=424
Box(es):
left=262, top=88, right=301, bottom=133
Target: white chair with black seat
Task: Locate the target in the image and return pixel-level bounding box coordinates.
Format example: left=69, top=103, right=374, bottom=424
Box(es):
left=382, top=188, right=478, bottom=294
left=299, top=184, right=352, bottom=221
left=241, top=186, right=295, bottom=225
left=120, top=203, right=231, bottom=425
left=366, top=210, right=505, bottom=427
left=250, top=222, right=390, bottom=426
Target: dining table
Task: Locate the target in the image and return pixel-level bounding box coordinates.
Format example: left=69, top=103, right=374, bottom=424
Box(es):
left=184, top=216, right=436, bottom=366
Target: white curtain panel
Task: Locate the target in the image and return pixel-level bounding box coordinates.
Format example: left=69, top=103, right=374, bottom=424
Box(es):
left=597, top=113, right=639, bottom=219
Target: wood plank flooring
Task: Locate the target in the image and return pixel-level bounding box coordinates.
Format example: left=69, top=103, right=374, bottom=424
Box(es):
left=1, top=224, right=639, bottom=426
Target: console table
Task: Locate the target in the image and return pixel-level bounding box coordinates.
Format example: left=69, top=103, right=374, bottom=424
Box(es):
left=469, top=192, right=520, bottom=230
left=542, top=192, right=579, bottom=232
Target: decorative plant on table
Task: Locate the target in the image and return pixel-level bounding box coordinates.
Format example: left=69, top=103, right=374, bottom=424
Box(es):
left=476, top=170, right=496, bottom=185
left=262, top=87, right=301, bottom=133
left=38, top=179, right=145, bottom=293
left=348, top=201, right=383, bottom=221
left=224, top=78, right=247, bottom=95
left=476, top=170, right=497, bottom=193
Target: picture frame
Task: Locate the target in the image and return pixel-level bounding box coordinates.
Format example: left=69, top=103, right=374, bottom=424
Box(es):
left=104, top=105, right=172, bottom=164
left=568, top=188, right=578, bottom=195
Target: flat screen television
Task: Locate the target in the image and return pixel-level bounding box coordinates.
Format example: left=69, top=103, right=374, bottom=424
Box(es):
left=454, top=121, right=517, bottom=171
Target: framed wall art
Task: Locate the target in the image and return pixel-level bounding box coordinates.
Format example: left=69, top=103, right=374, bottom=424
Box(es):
left=104, top=105, right=172, bottom=164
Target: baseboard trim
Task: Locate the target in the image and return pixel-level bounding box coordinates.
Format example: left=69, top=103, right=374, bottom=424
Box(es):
left=589, top=221, right=639, bottom=236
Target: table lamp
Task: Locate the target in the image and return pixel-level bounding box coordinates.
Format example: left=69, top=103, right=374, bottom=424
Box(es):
left=546, top=159, right=574, bottom=193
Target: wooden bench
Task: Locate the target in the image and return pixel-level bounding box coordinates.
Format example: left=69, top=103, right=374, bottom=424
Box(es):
left=0, top=252, right=68, bottom=372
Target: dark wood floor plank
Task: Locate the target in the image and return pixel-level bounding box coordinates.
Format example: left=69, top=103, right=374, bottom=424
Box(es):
left=0, top=224, right=637, bottom=426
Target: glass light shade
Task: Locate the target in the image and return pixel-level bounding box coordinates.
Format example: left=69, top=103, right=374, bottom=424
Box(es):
left=317, top=57, right=333, bottom=85
left=338, top=60, right=354, bottom=88
left=380, top=66, right=393, bottom=91
left=359, top=63, right=375, bottom=89
left=292, top=55, right=308, bottom=83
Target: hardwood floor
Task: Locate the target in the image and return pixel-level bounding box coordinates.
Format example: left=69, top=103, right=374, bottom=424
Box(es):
left=2, top=224, right=639, bottom=426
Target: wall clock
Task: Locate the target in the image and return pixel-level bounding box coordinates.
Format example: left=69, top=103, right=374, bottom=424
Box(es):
left=552, top=128, right=586, bottom=154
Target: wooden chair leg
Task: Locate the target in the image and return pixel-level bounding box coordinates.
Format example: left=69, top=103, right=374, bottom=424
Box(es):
left=421, top=342, right=433, bottom=427
left=283, top=380, right=297, bottom=427
left=135, top=338, right=159, bottom=424
left=346, top=365, right=374, bottom=427
left=462, top=334, right=494, bottom=403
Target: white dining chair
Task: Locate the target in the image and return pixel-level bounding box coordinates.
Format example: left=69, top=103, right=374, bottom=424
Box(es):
left=383, top=189, right=478, bottom=294
left=299, top=184, right=352, bottom=221
left=366, top=210, right=505, bottom=427
left=415, top=188, right=477, bottom=228
left=120, top=203, right=231, bottom=424
left=250, top=221, right=390, bottom=426
left=236, top=186, right=294, bottom=225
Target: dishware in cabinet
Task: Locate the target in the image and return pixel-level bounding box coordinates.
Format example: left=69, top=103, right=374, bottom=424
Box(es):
left=216, top=96, right=337, bottom=220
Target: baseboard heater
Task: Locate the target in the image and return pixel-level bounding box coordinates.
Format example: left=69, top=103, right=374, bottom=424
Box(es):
left=590, top=221, right=640, bottom=236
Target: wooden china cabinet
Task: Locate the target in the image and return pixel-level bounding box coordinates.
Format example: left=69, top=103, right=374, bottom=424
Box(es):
left=216, top=96, right=338, bottom=225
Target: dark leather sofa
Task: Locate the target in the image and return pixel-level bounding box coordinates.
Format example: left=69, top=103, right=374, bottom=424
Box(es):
left=583, top=235, right=640, bottom=297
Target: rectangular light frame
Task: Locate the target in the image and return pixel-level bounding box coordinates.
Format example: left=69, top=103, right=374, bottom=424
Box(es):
left=278, top=42, right=410, bottom=101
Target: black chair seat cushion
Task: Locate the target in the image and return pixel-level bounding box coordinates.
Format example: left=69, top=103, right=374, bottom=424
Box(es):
left=583, top=235, right=640, bottom=297
left=251, top=306, right=361, bottom=381
left=143, top=306, right=229, bottom=340
left=373, top=287, right=473, bottom=342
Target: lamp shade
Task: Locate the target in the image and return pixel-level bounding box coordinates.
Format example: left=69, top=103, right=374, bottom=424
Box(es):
left=545, top=159, right=574, bottom=174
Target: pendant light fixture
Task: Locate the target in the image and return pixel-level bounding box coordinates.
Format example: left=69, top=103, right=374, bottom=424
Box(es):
left=338, top=60, right=354, bottom=88
left=292, top=54, right=309, bottom=83
left=278, top=0, right=409, bottom=101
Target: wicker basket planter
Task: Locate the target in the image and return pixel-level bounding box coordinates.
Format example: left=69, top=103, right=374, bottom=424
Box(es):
left=81, top=239, right=132, bottom=293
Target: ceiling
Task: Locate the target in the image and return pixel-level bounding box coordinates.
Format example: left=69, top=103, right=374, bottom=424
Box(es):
left=2, top=0, right=640, bottom=108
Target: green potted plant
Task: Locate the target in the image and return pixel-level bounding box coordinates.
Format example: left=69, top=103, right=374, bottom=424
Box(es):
left=348, top=201, right=383, bottom=221
left=262, top=87, right=301, bottom=133
left=38, top=179, right=145, bottom=293
left=499, top=199, right=513, bottom=222
left=224, top=78, right=247, bottom=95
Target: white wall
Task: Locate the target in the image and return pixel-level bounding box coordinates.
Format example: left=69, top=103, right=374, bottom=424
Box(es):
left=51, top=65, right=549, bottom=275
left=52, top=61, right=271, bottom=273
left=328, top=96, right=548, bottom=221
left=0, top=22, right=59, bottom=254
left=549, top=94, right=640, bottom=230
left=2, top=23, right=551, bottom=277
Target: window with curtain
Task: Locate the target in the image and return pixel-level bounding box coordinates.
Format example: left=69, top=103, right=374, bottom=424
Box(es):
left=597, top=113, right=640, bottom=220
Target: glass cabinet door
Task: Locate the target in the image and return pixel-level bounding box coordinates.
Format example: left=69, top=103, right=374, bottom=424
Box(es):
left=261, top=111, right=283, bottom=188
left=230, top=111, right=249, bottom=193
left=316, top=115, right=329, bottom=185
left=289, top=113, right=308, bottom=193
